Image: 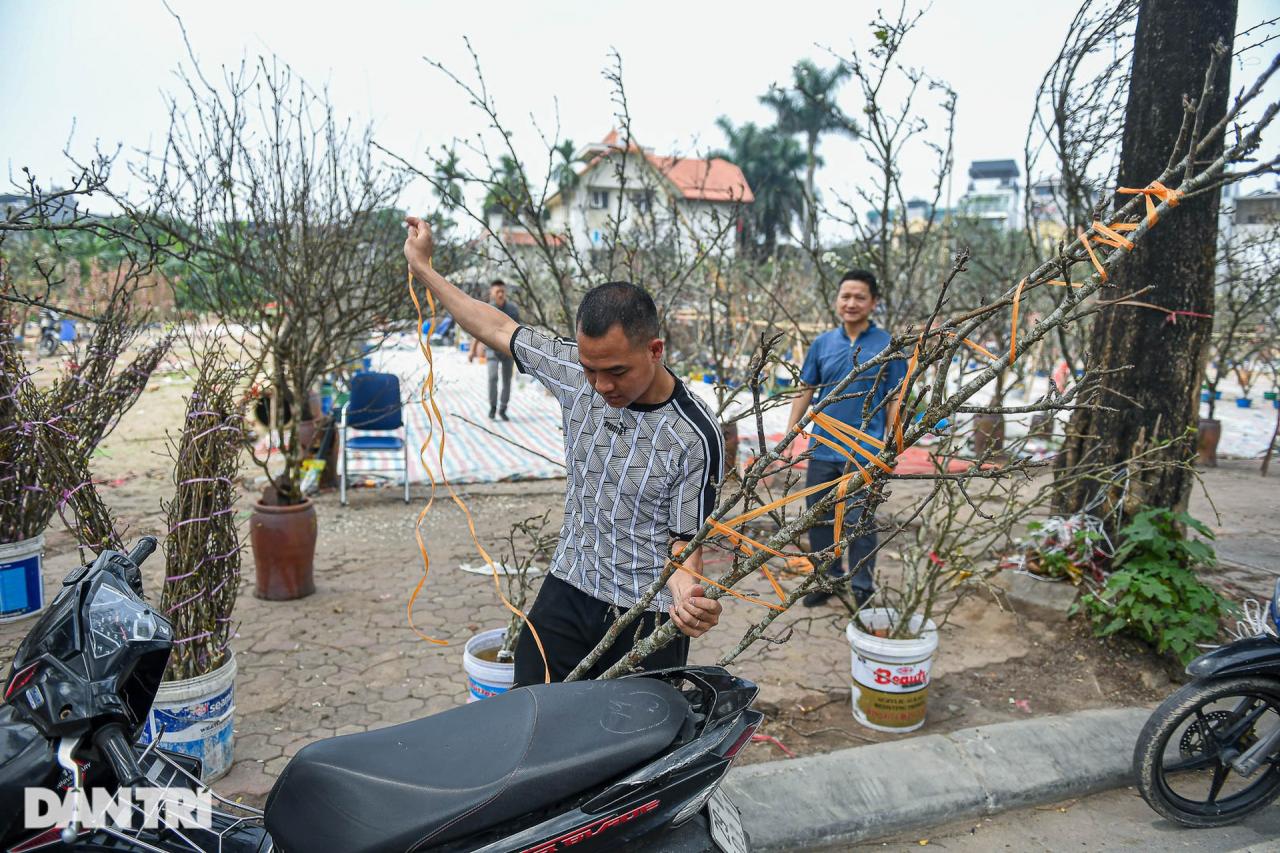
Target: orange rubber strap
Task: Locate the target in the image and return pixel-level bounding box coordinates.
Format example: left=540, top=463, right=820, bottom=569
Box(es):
left=1090, top=221, right=1134, bottom=251
left=944, top=333, right=999, bottom=362
left=721, top=472, right=858, bottom=529
left=1009, top=277, right=1028, bottom=363
left=669, top=558, right=786, bottom=611
left=810, top=410, right=886, bottom=450
left=801, top=431, right=873, bottom=486
left=809, top=413, right=893, bottom=473
left=893, top=343, right=920, bottom=454
left=1077, top=228, right=1108, bottom=283
left=1118, top=180, right=1182, bottom=228
left=708, top=519, right=789, bottom=603
left=831, top=475, right=851, bottom=559
left=408, top=267, right=551, bottom=681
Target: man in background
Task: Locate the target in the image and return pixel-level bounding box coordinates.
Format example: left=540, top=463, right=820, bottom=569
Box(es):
left=786, top=270, right=905, bottom=607
left=469, top=279, right=520, bottom=420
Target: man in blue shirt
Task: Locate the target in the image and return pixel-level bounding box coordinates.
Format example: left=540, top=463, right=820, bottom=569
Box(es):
left=786, top=270, right=906, bottom=607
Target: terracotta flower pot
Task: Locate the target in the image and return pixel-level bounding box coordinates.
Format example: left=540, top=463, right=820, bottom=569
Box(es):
left=250, top=499, right=317, bottom=600
left=1196, top=418, right=1222, bottom=468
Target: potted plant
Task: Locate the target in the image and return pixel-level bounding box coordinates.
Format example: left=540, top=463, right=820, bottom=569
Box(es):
left=462, top=511, right=556, bottom=701
left=133, top=56, right=410, bottom=600
left=141, top=346, right=247, bottom=781
left=840, top=476, right=1005, bottom=734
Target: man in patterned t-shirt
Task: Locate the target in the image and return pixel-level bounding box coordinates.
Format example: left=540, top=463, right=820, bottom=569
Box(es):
left=404, top=218, right=724, bottom=685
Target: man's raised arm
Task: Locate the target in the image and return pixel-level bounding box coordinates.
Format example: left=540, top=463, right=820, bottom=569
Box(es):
left=404, top=216, right=518, bottom=358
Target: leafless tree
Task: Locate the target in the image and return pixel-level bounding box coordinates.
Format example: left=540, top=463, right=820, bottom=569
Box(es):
left=125, top=43, right=409, bottom=505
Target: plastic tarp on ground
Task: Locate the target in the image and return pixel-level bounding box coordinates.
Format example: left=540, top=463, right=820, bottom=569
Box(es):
left=344, top=340, right=566, bottom=484
left=346, top=339, right=1279, bottom=486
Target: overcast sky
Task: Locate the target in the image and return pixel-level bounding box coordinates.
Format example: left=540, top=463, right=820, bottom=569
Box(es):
left=2, top=0, right=1277, bottom=234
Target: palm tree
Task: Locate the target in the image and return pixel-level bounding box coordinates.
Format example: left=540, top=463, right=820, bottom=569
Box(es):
left=713, top=118, right=806, bottom=259
left=760, top=59, right=859, bottom=251
left=552, top=139, right=580, bottom=197
left=482, top=156, right=530, bottom=227
left=432, top=146, right=465, bottom=213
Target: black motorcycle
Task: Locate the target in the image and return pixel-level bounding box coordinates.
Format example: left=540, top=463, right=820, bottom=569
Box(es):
left=1, top=538, right=760, bottom=851
left=1134, top=578, right=1280, bottom=827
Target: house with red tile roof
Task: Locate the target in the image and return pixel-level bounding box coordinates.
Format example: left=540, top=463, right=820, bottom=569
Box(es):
left=543, top=130, right=754, bottom=256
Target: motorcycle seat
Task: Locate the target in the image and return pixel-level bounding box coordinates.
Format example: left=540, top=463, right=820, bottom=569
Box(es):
left=264, top=677, right=691, bottom=852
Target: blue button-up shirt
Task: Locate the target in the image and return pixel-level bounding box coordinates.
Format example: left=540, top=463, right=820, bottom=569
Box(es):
left=800, top=321, right=907, bottom=463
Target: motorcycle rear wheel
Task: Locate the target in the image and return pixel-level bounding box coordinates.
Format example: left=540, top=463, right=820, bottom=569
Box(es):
left=37, top=335, right=57, bottom=358
left=1134, top=676, right=1280, bottom=828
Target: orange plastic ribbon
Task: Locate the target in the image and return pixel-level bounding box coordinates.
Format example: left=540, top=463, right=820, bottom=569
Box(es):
left=893, top=343, right=920, bottom=454
left=1077, top=227, right=1108, bottom=283
left=1118, top=180, right=1182, bottom=228
left=407, top=266, right=551, bottom=681
left=1009, top=277, right=1028, bottom=363
left=944, top=333, right=999, bottom=362
left=811, top=410, right=885, bottom=450
left=1089, top=221, right=1134, bottom=251
left=669, top=558, right=786, bottom=611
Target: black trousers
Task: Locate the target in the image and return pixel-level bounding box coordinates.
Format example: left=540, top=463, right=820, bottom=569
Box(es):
left=513, top=575, right=690, bottom=687
left=805, top=457, right=878, bottom=596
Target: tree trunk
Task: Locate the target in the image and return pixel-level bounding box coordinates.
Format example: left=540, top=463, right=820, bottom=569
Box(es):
left=1055, top=0, right=1235, bottom=521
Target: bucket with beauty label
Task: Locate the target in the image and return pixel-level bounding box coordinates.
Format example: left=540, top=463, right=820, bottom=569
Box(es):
left=0, top=534, right=45, bottom=623
left=141, top=654, right=236, bottom=781
left=847, top=608, right=939, bottom=733
left=463, top=628, right=515, bottom=702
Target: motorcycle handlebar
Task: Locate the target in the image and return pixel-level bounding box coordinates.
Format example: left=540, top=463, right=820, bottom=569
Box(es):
left=127, top=537, right=158, bottom=569
left=94, top=723, right=146, bottom=787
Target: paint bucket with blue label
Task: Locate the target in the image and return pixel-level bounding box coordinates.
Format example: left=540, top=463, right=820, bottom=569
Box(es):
left=141, top=654, right=237, bottom=781
left=463, top=628, right=515, bottom=702
left=0, top=534, right=45, bottom=623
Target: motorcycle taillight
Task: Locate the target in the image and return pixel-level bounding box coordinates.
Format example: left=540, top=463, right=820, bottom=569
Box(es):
left=721, top=716, right=762, bottom=762
left=4, top=662, right=39, bottom=702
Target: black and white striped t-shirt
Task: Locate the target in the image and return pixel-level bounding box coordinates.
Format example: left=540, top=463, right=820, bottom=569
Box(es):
left=510, top=325, right=723, bottom=612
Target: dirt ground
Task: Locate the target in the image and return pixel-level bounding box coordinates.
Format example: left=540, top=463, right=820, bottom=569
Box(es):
left=4, top=359, right=1279, bottom=799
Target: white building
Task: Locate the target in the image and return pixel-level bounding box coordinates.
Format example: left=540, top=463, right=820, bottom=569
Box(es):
left=958, top=159, right=1022, bottom=230
left=544, top=131, right=754, bottom=256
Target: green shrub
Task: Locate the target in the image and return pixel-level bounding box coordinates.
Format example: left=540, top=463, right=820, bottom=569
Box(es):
left=1074, top=508, right=1234, bottom=664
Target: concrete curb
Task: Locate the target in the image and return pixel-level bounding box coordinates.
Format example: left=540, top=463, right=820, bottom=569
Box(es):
left=722, top=707, right=1150, bottom=851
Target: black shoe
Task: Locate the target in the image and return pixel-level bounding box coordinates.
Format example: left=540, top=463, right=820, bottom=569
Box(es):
left=802, top=590, right=834, bottom=608
left=489, top=408, right=497, bottom=420
left=498, top=410, right=509, bottom=421
left=852, top=588, right=874, bottom=608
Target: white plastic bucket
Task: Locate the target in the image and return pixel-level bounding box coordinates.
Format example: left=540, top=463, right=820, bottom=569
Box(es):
left=846, top=609, right=939, bottom=733
left=0, top=534, right=45, bottom=623
left=463, top=628, right=515, bottom=702
left=141, top=655, right=237, bottom=781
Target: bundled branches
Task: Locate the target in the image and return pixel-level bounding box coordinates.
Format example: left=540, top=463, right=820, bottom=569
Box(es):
left=160, top=346, right=248, bottom=681
left=0, top=296, right=169, bottom=545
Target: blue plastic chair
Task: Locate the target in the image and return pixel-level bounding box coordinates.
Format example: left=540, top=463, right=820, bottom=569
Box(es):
left=339, top=372, right=410, bottom=505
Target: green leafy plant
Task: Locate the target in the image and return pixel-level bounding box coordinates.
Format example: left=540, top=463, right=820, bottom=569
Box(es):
left=1075, top=508, right=1234, bottom=664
